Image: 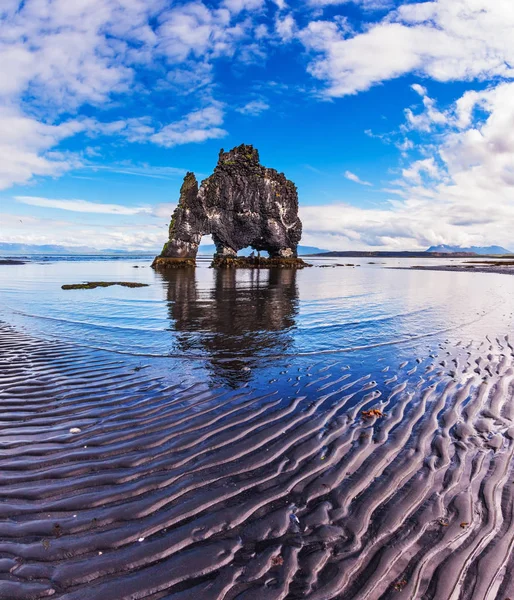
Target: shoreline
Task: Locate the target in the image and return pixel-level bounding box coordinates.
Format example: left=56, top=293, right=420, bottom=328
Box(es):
left=400, top=264, right=514, bottom=275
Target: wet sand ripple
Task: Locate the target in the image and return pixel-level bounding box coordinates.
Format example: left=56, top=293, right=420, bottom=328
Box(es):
left=1, top=324, right=514, bottom=598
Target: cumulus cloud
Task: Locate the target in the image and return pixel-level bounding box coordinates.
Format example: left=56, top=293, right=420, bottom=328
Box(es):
left=0, top=0, right=266, bottom=189
left=301, top=81, right=514, bottom=251
left=236, top=100, right=270, bottom=116
left=275, top=13, right=296, bottom=42
left=0, top=0, right=161, bottom=109
left=404, top=85, right=448, bottom=132
left=0, top=107, right=85, bottom=189
left=222, top=0, right=265, bottom=14
left=89, top=104, right=228, bottom=148
left=300, top=0, right=514, bottom=97
left=150, top=105, right=227, bottom=147
left=156, top=2, right=250, bottom=62
left=401, top=158, right=441, bottom=184
left=0, top=211, right=166, bottom=250
left=344, top=170, right=373, bottom=186
left=308, top=0, right=394, bottom=8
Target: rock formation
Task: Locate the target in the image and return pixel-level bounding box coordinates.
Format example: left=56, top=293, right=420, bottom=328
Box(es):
left=152, top=144, right=304, bottom=268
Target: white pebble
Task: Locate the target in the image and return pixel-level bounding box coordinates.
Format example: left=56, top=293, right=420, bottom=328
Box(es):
left=69, top=427, right=81, bottom=434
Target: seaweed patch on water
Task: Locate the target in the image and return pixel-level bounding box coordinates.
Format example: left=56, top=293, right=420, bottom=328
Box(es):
left=61, top=281, right=149, bottom=290
left=0, top=259, right=26, bottom=265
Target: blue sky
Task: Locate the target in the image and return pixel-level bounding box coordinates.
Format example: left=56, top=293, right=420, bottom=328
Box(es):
left=1, top=0, right=513, bottom=251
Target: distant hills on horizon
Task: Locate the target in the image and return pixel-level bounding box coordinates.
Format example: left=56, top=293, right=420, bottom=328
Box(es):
left=0, top=243, right=152, bottom=256
left=0, top=243, right=328, bottom=257
left=1, top=242, right=511, bottom=257
left=426, top=244, right=513, bottom=255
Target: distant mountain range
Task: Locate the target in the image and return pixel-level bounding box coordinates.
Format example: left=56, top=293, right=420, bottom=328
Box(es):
left=0, top=243, right=153, bottom=255
left=4, top=241, right=509, bottom=258
left=426, top=245, right=513, bottom=255
left=0, top=243, right=327, bottom=257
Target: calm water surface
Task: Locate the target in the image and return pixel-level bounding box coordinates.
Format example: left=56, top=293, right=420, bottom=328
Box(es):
left=0, top=256, right=512, bottom=388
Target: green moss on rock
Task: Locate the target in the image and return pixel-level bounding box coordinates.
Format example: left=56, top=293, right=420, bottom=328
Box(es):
left=211, top=256, right=310, bottom=269
left=151, top=257, right=196, bottom=270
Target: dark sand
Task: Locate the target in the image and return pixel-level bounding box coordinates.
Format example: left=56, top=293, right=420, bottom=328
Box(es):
left=1, top=324, right=514, bottom=598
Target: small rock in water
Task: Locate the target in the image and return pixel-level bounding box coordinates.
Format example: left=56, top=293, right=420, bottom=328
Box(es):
left=69, top=427, right=81, bottom=434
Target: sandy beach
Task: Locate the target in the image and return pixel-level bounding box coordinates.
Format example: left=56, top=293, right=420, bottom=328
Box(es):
left=2, top=318, right=514, bottom=599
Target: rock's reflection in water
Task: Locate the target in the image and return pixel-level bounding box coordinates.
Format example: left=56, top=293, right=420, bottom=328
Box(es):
left=163, top=268, right=299, bottom=386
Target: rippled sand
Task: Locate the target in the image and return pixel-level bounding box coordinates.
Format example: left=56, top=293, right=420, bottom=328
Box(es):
left=2, top=323, right=514, bottom=599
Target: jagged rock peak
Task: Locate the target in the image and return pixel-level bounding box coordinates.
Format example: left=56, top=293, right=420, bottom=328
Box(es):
left=153, top=144, right=303, bottom=267
left=218, top=144, right=260, bottom=166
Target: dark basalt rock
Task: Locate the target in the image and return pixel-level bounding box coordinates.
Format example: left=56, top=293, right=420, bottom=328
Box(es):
left=153, top=144, right=303, bottom=268
left=211, top=256, right=310, bottom=269
left=151, top=257, right=196, bottom=269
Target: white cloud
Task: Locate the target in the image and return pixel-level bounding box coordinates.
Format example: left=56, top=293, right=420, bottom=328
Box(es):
left=344, top=170, right=373, bottom=186
left=222, top=0, right=265, bottom=14
left=152, top=203, right=176, bottom=219
left=404, top=84, right=448, bottom=132
left=301, top=81, right=514, bottom=251
left=87, top=164, right=188, bottom=180
left=15, top=196, right=151, bottom=215
left=275, top=13, right=296, bottom=42
left=300, top=0, right=514, bottom=97
left=87, top=104, right=228, bottom=149
left=0, top=107, right=85, bottom=189
left=0, top=0, right=266, bottom=190
left=1, top=0, right=513, bottom=257
left=150, top=105, right=227, bottom=147
left=0, top=1, right=158, bottom=188
left=401, top=158, right=441, bottom=184
left=156, top=2, right=256, bottom=63
left=0, top=211, right=167, bottom=250
left=236, top=100, right=270, bottom=116
left=308, top=0, right=393, bottom=7
left=0, top=0, right=161, bottom=108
